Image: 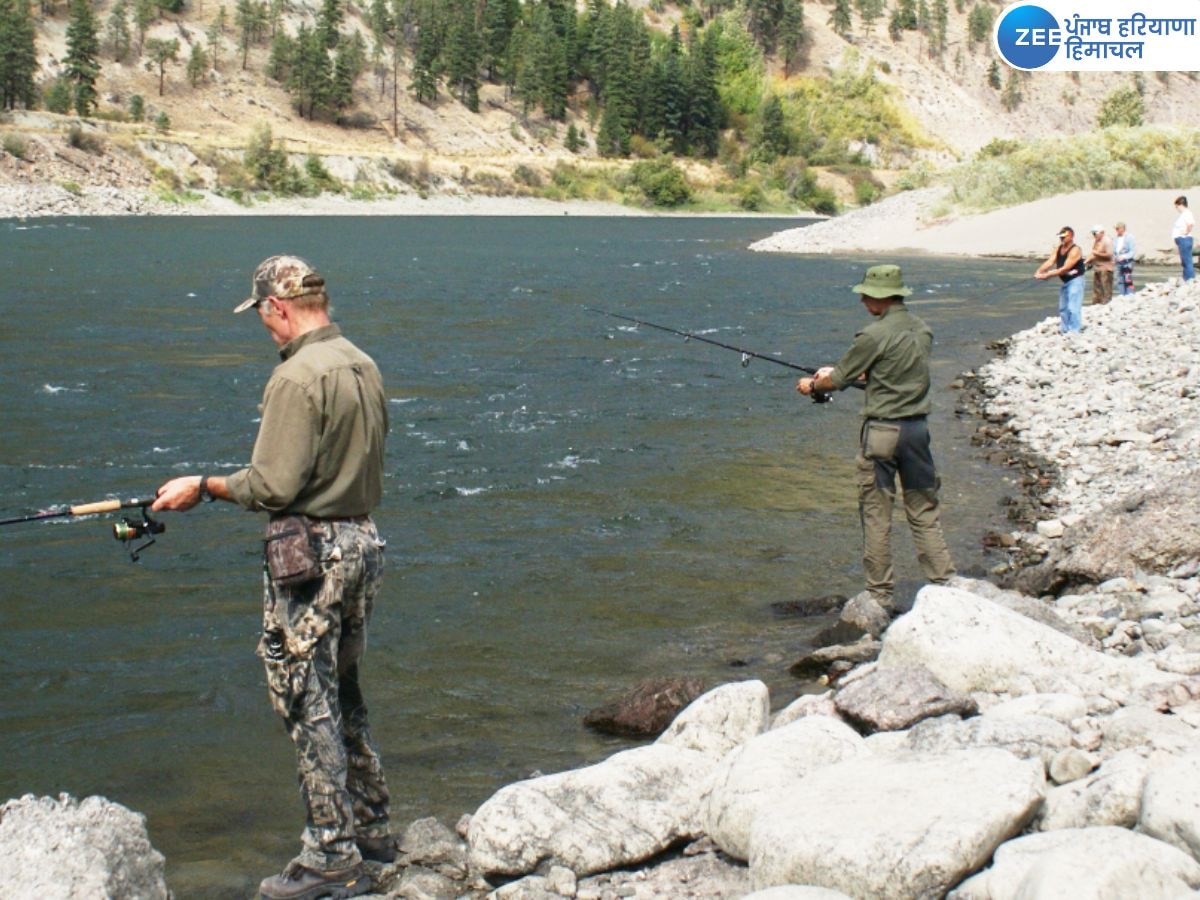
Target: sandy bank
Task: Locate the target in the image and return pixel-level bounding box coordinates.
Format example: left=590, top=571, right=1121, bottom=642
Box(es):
left=752, top=185, right=1200, bottom=264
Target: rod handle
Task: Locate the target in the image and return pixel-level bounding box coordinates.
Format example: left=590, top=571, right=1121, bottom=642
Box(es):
left=68, top=499, right=124, bottom=516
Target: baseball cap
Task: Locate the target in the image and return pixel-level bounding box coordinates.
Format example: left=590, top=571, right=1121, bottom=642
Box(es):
left=1090, top=224, right=1104, bottom=234
left=852, top=264, right=912, bottom=299
left=234, top=255, right=326, bottom=313
left=1057, top=226, right=1074, bottom=238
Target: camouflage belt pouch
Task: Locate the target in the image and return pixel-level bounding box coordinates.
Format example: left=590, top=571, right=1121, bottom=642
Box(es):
left=263, top=515, right=322, bottom=587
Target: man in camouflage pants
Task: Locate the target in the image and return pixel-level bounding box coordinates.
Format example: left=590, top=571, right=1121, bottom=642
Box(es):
left=154, top=256, right=391, bottom=900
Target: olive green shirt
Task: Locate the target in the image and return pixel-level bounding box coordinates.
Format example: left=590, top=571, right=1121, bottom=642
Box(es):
left=225, top=324, right=388, bottom=518
left=829, top=303, right=933, bottom=420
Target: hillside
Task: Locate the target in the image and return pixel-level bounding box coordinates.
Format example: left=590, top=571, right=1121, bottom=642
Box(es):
left=3, top=0, right=1200, bottom=213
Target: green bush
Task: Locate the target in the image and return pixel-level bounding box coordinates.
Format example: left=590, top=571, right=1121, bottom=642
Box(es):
left=947, top=125, right=1200, bottom=211
left=626, top=156, right=692, bottom=207
left=304, top=154, right=342, bottom=193
left=2, top=133, right=28, bottom=160
left=1097, top=85, right=1145, bottom=128
left=66, top=125, right=104, bottom=154
left=129, top=95, right=145, bottom=122
left=154, top=112, right=171, bottom=132
left=44, top=78, right=72, bottom=114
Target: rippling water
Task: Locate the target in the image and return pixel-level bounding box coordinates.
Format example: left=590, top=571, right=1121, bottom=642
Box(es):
left=1, top=215, right=1058, bottom=895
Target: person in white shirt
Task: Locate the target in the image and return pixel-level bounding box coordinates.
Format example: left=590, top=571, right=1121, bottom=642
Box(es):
left=1113, top=221, right=1136, bottom=295
left=1173, top=196, right=1195, bottom=281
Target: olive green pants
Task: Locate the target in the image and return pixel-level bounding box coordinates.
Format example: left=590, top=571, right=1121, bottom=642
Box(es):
left=857, top=418, right=955, bottom=602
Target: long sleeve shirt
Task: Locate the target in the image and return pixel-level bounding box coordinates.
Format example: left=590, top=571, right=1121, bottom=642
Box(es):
left=225, top=324, right=388, bottom=518
left=830, top=303, right=933, bottom=420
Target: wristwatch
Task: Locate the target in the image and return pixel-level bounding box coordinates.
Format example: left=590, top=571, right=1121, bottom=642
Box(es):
left=198, top=475, right=216, bottom=503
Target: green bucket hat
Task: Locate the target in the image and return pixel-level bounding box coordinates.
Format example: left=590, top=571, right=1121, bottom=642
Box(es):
left=852, top=264, right=912, bottom=299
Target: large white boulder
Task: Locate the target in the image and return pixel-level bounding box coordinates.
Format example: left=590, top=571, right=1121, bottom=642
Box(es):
left=656, top=679, right=771, bottom=761
left=747, top=748, right=1044, bottom=898
left=1139, top=750, right=1200, bottom=863
left=703, top=715, right=868, bottom=861
left=742, top=888, right=853, bottom=900
left=1034, top=748, right=1152, bottom=831
left=0, top=794, right=168, bottom=900
left=949, top=827, right=1200, bottom=898
left=879, top=586, right=1175, bottom=696
left=467, top=743, right=713, bottom=878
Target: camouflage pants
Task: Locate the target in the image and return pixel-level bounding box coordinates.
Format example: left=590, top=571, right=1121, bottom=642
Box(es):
left=857, top=417, right=956, bottom=602
left=258, top=517, right=390, bottom=872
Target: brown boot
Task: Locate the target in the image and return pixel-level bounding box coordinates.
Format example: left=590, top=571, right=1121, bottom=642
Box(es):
left=258, top=861, right=372, bottom=900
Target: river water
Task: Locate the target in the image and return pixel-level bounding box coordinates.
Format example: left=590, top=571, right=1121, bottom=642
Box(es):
left=2, top=215, right=1057, bottom=895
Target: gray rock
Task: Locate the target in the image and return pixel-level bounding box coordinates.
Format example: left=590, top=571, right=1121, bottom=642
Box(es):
left=703, top=715, right=867, bottom=861
left=747, top=749, right=1045, bottom=898
left=879, top=586, right=1175, bottom=696
left=837, top=591, right=892, bottom=638
left=0, top=793, right=168, bottom=900
left=905, top=713, right=1072, bottom=769
left=656, top=680, right=770, bottom=761
left=833, top=664, right=978, bottom=733
left=467, top=744, right=713, bottom=878
left=400, top=817, right=469, bottom=878
left=949, top=827, right=1200, bottom=899
left=1100, top=705, right=1200, bottom=755
left=1139, top=750, right=1200, bottom=863
left=743, top=888, right=853, bottom=900
left=583, top=677, right=706, bottom=738
left=985, top=693, right=1088, bottom=724
left=771, top=691, right=840, bottom=729
left=1047, top=747, right=1094, bottom=785
left=1034, top=748, right=1153, bottom=831
left=393, top=864, right=463, bottom=900
left=788, top=637, right=881, bottom=681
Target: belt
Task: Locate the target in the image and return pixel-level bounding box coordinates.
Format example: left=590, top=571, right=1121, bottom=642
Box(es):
left=866, top=414, right=927, bottom=423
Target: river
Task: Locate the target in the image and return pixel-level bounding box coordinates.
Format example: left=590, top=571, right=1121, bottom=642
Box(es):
left=1, top=215, right=1060, bottom=895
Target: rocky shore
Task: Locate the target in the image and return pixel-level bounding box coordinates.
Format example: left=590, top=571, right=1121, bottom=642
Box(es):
left=5, top=277, right=1200, bottom=899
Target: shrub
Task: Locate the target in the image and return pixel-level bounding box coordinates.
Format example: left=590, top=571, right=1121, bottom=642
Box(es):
left=129, top=95, right=145, bottom=121
left=304, top=154, right=341, bottom=193
left=2, top=133, right=28, bottom=160
left=739, top=183, right=765, bottom=211
left=1097, top=85, right=1145, bottom=128
left=154, top=112, right=170, bottom=132
left=513, top=164, right=542, bottom=188
left=44, top=78, right=72, bottom=114
left=66, top=125, right=104, bottom=154
left=627, top=156, right=691, bottom=207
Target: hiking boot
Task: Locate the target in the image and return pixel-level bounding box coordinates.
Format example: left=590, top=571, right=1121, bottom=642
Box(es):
left=258, top=861, right=372, bottom=900
left=356, top=834, right=397, bottom=863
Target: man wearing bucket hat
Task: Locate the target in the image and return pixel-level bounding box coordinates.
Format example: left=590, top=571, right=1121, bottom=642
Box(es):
left=1034, top=226, right=1086, bottom=333
left=152, top=255, right=393, bottom=899
left=798, top=264, right=956, bottom=635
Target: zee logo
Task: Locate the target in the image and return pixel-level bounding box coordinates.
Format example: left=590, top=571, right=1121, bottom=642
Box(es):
left=1014, top=27, right=1062, bottom=45
left=995, top=4, right=1063, bottom=69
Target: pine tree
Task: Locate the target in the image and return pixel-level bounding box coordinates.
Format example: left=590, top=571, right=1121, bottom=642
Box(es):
left=186, top=40, right=208, bottom=85
left=745, top=0, right=783, bottom=54
left=105, top=0, right=131, bottom=61
left=931, top=0, right=948, bottom=59
left=0, top=0, right=38, bottom=110
left=533, top=7, right=568, bottom=119
left=207, top=6, right=226, bottom=67
left=564, top=121, right=583, bottom=152
left=828, top=0, right=852, bottom=39
left=444, top=0, right=480, bottom=111
left=856, top=0, right=883, bottom=35
left=684, top=22, right=720, bottom=157
left=132, top=0, right=154, bottom=54
left=288, top=23, right=331, bottom=117
left=266, top=28, right=294, bottom=80
left=316, top=0, right=342, bottom=50
left=409, top=5, right=441, bottom=105
left=64, top=0, right=101, bottom=115
left=235, top=0, right=267, bottom=69
left=778, top=0, right=804, bottom=77
left=144, top=36, right=178, bottom=94
left=756, top=94, right=790, bottom=160
left=480, top=0, right=517, bottom=82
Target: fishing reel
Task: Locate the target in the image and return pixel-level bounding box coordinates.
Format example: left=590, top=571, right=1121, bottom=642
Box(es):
left=112, top=506, right=166, bottom=561
left=810, top=389, right=833, bottom=404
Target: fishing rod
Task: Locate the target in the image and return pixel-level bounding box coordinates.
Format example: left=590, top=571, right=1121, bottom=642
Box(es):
left=0, top=496, right=165, bottom=561
left=586, top=307, right=864, bottom=402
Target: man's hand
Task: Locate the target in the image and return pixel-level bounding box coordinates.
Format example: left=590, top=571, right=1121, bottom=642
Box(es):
left=152, top=476, right=203, bottom=512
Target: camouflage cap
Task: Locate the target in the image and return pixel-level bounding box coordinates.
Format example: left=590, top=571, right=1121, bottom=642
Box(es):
left=234, top=255, right=326, bottom=313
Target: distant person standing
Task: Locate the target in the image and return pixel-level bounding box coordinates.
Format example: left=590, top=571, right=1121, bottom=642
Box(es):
left=1174, top=196, right=1195, bottom=281
left=1086, top=224, right=1114, bottom=305
left=1035, top=226, right=1086, bottom=334
left=1113, top=221, right=1136, bottom=296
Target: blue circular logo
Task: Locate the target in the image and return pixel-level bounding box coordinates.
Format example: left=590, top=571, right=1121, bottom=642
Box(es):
left=995, top=4, right=1061, bottom=70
